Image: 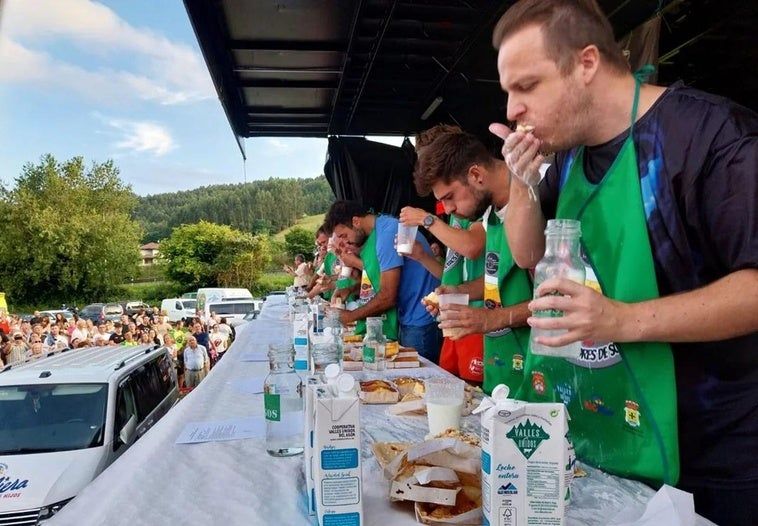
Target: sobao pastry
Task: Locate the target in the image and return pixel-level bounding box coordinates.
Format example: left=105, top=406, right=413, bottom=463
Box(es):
left=516, top=124, right=535, bottom=133
left=372, top=430, right=483, bottom=525
left=423, top=291, right=439, bottom=309
left=359, top=379, right=399, bottom=404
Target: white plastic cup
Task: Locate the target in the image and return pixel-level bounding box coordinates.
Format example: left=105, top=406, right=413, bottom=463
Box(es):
left=396, top=224, right=418, bottom=255
left=339, top=265, right=353, bottom=278
left=437, top=293, right=469, bottom=338
left=425, top=377, right=465, bottom=436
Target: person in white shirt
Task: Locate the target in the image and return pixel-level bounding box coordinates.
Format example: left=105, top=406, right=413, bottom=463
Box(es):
left=44, top=325, right=69, bottom=353
left=183, top=336, right=209, bottom=388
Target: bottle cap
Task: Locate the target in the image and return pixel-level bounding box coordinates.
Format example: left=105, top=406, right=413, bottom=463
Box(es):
left=324, top=363, right=341, bottom=383
left=336, top=374, right=356, bottom=395
left=491, top=384, right=510, bottom=401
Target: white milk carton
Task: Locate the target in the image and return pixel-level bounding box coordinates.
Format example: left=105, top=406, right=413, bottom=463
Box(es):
left=293, top=307, right=310, bottom=371
left=304, top=374, right=325, bottom=516
left=478, top=385, right=573, bottom=526
left=313, top=374, right=363, bottom=526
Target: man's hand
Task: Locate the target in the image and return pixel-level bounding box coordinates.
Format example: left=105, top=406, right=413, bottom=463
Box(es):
left=489, top=123, right=545, bottom=190
left=422, top=285, right=463, bottom=318
left=528, top=278, right=629, bottom=346
left=438, top=304, right=489, bottom=340
left=339, top=251, right=362, bottom=270
left=399, top=206, right=428, bottom=227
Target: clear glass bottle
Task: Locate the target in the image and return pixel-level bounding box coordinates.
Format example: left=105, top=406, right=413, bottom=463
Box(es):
left=362, top=317, right=386, bottom=372
left=531, top=219, right=586, bottom=358
left=264, top=343, right=304, bottom=456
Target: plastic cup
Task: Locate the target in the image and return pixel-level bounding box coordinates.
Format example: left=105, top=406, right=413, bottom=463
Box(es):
left=424, top=377, right=465, bottom=436
left=437, top=293, right=469, bottom=338
left=396, top=224, right=418, bottom=255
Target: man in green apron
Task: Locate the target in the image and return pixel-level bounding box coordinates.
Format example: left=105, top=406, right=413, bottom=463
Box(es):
left=323, top=200, right=442, bottom=362
left=399, top=206, right=486, bottom=385
left=411, top=125, right=533, bottom=395
left=491, top=2, right=758, bottom=524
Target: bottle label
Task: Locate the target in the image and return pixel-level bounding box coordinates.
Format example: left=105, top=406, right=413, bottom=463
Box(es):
left=264, top=393, right=281, bottom=421
left=533, top=290, right=564, bottom=318
left=363, top=344, right=376, bottom=364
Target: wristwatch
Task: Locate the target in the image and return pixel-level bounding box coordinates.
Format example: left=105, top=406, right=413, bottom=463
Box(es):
left=423, top=214, right=436, bottom=228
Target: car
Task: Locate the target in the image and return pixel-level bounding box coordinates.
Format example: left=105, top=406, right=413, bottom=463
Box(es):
left=78, top=303, right=124, bottom=324
left=39, top=309, right=76, bottom=323
left=0, top=344, right=178, bottom=521
left=121, top=301, right=154, bottom=318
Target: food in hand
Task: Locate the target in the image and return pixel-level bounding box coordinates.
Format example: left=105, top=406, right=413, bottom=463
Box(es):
left=423, top=291, right=439, bottom=309
left=516, top=124, right=535, bottom=133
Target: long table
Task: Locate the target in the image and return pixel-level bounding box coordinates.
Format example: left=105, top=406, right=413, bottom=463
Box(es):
left=50, top=297, right=660, bottom=525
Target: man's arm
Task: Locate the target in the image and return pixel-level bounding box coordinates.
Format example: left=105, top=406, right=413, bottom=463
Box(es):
left=399, top=207, right=486, bottom=259
left=489, top=123, right=547, bottom=268
left=438, top=301, right=531, bottom=340
left=341, top=268, right=401, bottom=325
left=529, top=269, right=758, bottom=346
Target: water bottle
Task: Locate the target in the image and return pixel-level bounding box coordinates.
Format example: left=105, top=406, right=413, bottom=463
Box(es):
left=264, top=343, right=304, bottom=456
left=531, top=219, right=586, bottom=358
left=362, top=317, right=386, bottom=373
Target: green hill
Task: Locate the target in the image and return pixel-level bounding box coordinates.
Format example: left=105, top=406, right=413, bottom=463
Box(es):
left=274, top=213, right=325, bottom=241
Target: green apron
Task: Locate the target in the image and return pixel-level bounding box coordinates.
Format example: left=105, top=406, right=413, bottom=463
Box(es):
left=482, top=209, right=533, bottom=395
left=321, top=251, right=338, bottom=301
left=515, top=77, right=679, bottom=485
left=441, top=217, right=484, bottom=307
left=355, top=228, right=398, bottom=340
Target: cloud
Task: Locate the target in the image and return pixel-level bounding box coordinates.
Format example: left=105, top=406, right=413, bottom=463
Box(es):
left=265, top=138, right=291, bottom=153
left=0, top=0, right=214, bottom=105
left=106, top=118, right=175, bottom=157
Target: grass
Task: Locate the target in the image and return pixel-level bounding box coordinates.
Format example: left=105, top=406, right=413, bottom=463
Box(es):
left=273, top=213, right=325, bottom=242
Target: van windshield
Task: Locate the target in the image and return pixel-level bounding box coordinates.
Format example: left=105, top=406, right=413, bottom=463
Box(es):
left=181, top=300, right=197, bottom=310
left=0, top=383, right=108, bottom=454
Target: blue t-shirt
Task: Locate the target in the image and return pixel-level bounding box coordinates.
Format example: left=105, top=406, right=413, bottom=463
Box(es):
left=374, top=215, right=440, bottom=327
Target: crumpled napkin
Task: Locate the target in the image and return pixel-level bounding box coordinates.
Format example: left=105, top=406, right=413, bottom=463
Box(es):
left=608, top=485, right=718, bottom=526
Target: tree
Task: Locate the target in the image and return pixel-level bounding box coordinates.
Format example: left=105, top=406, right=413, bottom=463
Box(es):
left=0, top=155, right=141, bottom=305
left=284, top=227, right=316, bottom=261
left=159, top=221, right=271, bottom=290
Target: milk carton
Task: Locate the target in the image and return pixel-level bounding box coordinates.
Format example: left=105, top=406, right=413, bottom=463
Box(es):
left=304, top=374, right=325, bottom=516
left=478, top=385, right=573, bottom=526
left=313, top=374, right=363, bottom=526
left=292, top=306, right=310, bottom=371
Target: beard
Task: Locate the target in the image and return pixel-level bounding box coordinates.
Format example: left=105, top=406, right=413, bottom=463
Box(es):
left=540, top=80, right=593, bottom=152
left=351, top=227, right=368, bottom=248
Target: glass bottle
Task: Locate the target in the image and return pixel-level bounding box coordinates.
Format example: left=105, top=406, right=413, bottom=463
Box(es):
left=264, top=343, right=304, bottom=456
left=531, top=219, right=586, bottom=358
left=362, top=317, right=386, bottom=372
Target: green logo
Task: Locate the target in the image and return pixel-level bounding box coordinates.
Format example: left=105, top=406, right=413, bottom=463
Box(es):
left=264, top=393, right=281, bottom=421
left=363, top=344, right=376, bottom=364
left=506, top=419, right=550, bottom=459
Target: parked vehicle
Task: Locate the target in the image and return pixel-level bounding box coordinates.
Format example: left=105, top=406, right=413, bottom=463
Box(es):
left=160, top=298, right=197, bottom=323
left=39, top=310, right=76, bottom=323
left=122, top=301, right=154, bottom=318
left=78, top=303, right=124, bottom=324
left=181, top=292, right=197, bottom=299
left=206, top=299, right=257, bottom=327
left=196, top=288, right=258, bottom=320
left=0, top=344, right=179, bottom=522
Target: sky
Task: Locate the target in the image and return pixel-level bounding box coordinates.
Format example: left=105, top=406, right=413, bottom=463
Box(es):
left=0, top=0, right=405, bottom=196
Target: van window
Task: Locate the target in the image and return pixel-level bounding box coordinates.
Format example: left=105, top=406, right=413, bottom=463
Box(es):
left=209, top=302, right=254, bottom=315
left=114, top=380, right=138, bottom=452
left=181, top=300, right=196, bottom=310
left=0, top=383, right=108, bottom=454
left=129, top=354, right=175, bottom=421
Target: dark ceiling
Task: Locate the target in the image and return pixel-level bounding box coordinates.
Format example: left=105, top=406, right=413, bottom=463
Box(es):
left=184, top=0, right=758, bottom=156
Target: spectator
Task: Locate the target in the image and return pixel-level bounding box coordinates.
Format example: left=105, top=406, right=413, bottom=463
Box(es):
left=44, top=325, right=69, bottom=353
left=183, top=335, right=209, bottom=388
left=109, top=322, right=125, bottom=345
left=4, top=332, right=28, bottom=365
left=284, top=254, right=310, bottom=288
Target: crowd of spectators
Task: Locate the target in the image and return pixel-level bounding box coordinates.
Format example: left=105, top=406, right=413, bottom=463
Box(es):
left=0, top=308, right=233, bottom=389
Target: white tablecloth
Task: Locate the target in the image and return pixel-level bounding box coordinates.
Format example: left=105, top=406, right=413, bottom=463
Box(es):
left=50, top=298, right=659, bottom=526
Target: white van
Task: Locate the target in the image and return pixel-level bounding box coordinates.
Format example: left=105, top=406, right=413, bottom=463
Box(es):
left=207, top=299, right=257, bottom=327
left=0, top=344, right=178, bottom=523
left=196, top=288, right=259, bottom=320
left=160, top=298, right=197, bottom=323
